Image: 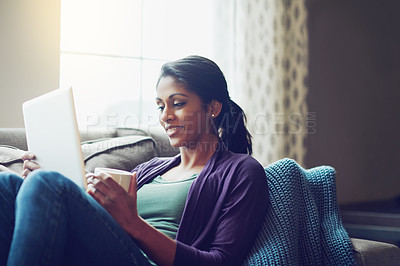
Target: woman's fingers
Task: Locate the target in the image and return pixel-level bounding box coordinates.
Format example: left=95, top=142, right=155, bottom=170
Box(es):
left=23, top=160, right=40, bottom=171
left=88, top=183, right=108, bottom=205
left=21, top=151, right=36, bottom=161
left=87, top=172, right=139, bottom=231
left=21, top=153, right=41, bottom=179
left=21, top=168, right=31, bottom=179
left=87, top=173, right=125, bottom=206
left=86, top=173, right=95, bottom=185
left=22, top=152, right=40, bottom=170
left=86, top=172, right=94, bottom=178
left=100, top=173, right=123, bottom=192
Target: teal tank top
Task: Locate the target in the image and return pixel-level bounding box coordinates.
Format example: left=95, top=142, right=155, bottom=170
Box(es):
left=136, top=173, right=197, bottom=239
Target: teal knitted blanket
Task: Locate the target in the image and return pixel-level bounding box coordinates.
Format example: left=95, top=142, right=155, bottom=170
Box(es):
left=244, top=159, right=356, bottom=265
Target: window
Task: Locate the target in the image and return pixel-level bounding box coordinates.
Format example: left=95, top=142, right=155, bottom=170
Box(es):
left=59, top=0, right=236, bottom=130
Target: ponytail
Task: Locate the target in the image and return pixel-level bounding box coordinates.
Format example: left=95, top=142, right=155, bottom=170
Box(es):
left=215, top=99, right=253, bottom=155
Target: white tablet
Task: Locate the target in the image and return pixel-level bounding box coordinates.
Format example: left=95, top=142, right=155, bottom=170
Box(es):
left=22, top=87, right=87, bottom=188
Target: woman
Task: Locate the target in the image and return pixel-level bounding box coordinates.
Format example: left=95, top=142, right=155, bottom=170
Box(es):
left=0, top=56, right=268, bottom=266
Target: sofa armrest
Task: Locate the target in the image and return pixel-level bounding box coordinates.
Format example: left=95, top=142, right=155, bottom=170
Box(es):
left=351, top=238, right=400, bottom=265
left=0, top=128, right=28, bottom=150
left=0, top=128, right=120, bottom=150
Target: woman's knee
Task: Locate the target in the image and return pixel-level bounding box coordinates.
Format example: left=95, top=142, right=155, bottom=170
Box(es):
left=0, top=171, right=24, bottom=193
left=23, top=170, right=79, bottom=195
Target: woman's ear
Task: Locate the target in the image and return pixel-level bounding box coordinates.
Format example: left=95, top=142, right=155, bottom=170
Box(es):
left=208, top=100, right=222, bottom=118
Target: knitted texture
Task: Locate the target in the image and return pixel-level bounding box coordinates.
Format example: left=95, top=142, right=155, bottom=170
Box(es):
left=244, top=158, right=356, bottom=266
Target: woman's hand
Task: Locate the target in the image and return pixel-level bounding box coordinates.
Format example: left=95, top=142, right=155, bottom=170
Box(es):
left=87, top=172, right=177, bottom=266
left=86, top=172, right=142, bottom=232
left=21, top=152, right=41, bottom=179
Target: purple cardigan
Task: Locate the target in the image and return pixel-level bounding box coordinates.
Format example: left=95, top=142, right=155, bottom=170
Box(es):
left=132, top=141, right=268, bottom=266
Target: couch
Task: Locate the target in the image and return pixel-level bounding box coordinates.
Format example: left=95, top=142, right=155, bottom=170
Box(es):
left=1, top=126, right=399, bottom=265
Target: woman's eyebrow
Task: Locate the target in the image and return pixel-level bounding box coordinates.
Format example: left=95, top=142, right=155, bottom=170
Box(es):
left=169, top=93, right=188, bottom=98
left=155, top=93, right=189, bottom=101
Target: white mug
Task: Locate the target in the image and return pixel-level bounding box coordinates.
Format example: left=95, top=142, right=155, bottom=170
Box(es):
left=94, top=167, right=132, bottom=192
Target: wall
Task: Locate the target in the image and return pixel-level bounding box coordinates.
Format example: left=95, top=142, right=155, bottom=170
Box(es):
left=0, top=0, right=60, bottom=127
left=306, top=0, right=400, bottom=203
left=1, top=0, right=398, bottom=204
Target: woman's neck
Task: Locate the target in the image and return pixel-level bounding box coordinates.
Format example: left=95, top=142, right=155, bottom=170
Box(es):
left=178, top=134, right=219, bottom=171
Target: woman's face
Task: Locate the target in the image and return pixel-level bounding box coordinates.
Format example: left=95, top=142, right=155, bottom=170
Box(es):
left=156, top=76, right=213, bottom=148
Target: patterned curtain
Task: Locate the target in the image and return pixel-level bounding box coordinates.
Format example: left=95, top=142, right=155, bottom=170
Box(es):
left=235, top=0, right=309, bottom=166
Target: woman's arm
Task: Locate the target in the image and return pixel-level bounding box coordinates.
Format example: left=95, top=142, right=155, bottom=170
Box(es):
left=87, top=172, right=176, bottom=266
left=128, top=217, right=177, bottom=266
left=173, top=159, right=268, bottom=266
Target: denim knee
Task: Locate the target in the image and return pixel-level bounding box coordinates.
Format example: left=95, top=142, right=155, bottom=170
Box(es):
left=0, top=171, right=23, bottom=195
left=22, top=169, right=80, bottom=196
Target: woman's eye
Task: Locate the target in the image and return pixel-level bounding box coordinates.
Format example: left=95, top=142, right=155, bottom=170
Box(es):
left=157, top=106, right=164, bottom=111
left=173, top=102, right=185, bottom=108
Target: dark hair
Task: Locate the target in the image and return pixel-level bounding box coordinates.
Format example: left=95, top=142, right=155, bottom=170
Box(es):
left=157, top=55, right=253, bottom=155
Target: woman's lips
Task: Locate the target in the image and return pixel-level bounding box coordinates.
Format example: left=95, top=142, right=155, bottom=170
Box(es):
left=166, top=126, right=184, bottom=137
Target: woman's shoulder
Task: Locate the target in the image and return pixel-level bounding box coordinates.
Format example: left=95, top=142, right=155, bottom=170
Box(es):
left=215, top=150, right=266, bottom=181
left=207, top=151, right=267, bottom=202
left=219, top=149, right=263, bottom=169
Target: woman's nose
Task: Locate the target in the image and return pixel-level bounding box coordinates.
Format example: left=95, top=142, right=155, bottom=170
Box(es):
left=160, top=106, right=175, bottom=123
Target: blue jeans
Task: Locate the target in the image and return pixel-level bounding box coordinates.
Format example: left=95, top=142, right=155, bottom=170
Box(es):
left=0, top=170, right=152, bottom=266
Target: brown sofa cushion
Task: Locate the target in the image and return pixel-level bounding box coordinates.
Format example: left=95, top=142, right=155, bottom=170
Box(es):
left=82, top=135, right=157, bottom=173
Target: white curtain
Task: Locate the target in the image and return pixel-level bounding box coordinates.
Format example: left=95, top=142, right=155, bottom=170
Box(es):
left=234, top=0, right=309, bottom=166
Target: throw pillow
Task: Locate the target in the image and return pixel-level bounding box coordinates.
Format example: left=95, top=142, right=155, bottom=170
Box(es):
left=82, top=135, right=157, bottom=173
left=244, top=159, right=356, bottom=266
left=0, top=145, right=25, bottom=175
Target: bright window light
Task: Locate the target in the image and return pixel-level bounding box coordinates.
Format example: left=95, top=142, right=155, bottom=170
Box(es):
left=59, top=0, right=232, bottom=130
